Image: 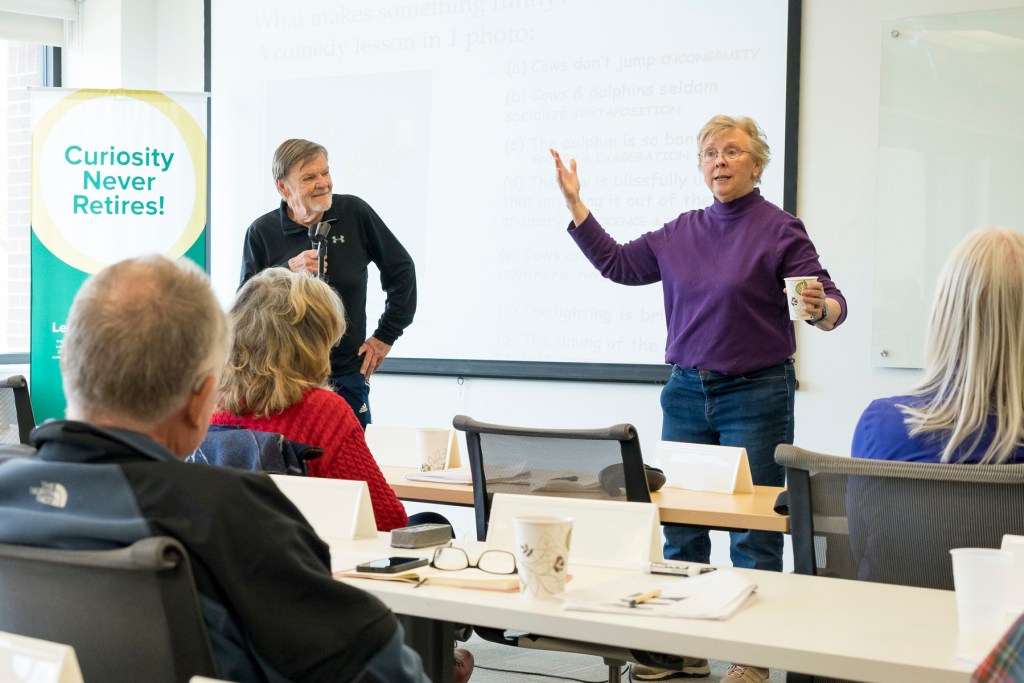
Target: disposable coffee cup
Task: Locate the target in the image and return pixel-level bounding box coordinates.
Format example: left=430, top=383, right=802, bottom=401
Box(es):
left=950, top=548, right=1012, bottom=636
left=1001, top=534, right=1024, bottom=617
left=784, top=276, right=817, bottom=320
left=415, top=428, right=450, bottom=472
left=513, top=515, right=574, bottom=600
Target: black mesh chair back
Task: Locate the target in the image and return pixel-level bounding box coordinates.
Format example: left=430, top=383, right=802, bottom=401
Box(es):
left=453, top=415, right=651, bottom=541
left=777, top=444, right=1024, bottom=588
left=0, top=375, right=35, bottom=445
left=0, top=536, right=219, bottom=683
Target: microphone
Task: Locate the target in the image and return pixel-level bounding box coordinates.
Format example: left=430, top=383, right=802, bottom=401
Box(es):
left=308, top=221, right=331, bottom=245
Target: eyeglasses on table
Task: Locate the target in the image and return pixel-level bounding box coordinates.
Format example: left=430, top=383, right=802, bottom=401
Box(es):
left=430, top=544, right=517, bottom=575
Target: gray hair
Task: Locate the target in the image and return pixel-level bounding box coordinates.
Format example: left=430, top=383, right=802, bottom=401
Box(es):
left=61, top=255, right=229, bottom=424
left=902, top=227, right=1024, bottom=463
left=272, top=139, right=329, bottom=181
left=696, top=115, right=771, bottom=184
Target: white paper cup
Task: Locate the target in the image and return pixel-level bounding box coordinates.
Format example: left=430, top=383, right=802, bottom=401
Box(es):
left=513, top=515, right=574, bottom=600
left=950, top=548, right=1012, bottom=636
left=784, top=276, right=817, bottom=320
left=1001, top=535, right=1024, bottom=616
left=415, top=428, right=450, bottom=472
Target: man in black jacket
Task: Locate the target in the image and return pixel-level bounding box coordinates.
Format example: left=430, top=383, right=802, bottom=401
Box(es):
left=241, top=139, right=417, bottom=427
left=0, top=255, right=428, bottom=682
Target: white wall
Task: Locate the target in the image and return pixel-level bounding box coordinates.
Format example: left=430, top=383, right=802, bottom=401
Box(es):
left=65, top=0, right=204, bottom=92
left=67, top=0, right=1024, bottom=552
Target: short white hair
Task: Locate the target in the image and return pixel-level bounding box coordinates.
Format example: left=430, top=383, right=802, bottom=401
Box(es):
left=61, top=255, right=229, bottom=424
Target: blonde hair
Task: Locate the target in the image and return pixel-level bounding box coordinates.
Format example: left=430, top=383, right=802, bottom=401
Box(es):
left=901, top=227, right=1024, bottom=463
left=218, top=268, right=346, bottom=417
left=62, top=255, right=228, bottom=424
left=696, top=115, right=770, bottom=184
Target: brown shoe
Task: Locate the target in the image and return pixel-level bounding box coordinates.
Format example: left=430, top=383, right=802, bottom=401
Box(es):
left=453, top=646, right=474, bottom=683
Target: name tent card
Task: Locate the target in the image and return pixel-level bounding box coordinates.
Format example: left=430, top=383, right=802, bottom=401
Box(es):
left=485, top=493, right=662, bottom=568
left=0, top=631, right=84, bottom=683
left=269, top=475, right=377, bottom=541
left=654, top=441, right=754, bottom=495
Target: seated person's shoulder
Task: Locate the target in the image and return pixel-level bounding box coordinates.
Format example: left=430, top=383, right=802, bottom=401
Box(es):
left=852, top=394, right=935, bottom=462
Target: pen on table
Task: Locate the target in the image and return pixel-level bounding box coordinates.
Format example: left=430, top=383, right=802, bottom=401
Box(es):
left=627, top=588, right=662, bottom=608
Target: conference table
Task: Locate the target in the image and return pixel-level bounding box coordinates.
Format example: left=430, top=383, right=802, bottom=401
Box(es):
left=380, top=465, right=789, bottom=533
left=332, top=534, right=980, bottom=683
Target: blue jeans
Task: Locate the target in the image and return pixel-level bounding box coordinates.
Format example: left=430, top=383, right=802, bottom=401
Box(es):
left=330, top=371, right=371, bottom=429
left=660, top=360, right=795, bottom=571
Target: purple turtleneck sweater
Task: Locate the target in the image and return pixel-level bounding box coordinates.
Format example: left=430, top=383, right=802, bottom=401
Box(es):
left=569, top=189, right=846, bottom=375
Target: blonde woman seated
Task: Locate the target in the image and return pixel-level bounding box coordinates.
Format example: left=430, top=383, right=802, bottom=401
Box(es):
left=212, top=267, right=408, bottom=531
left=852, top=227, right=1024, bottom=464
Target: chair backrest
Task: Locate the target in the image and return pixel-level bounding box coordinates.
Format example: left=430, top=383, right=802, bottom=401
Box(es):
left=187, top=425, right=323, bottom=475
left=0, top=536, right=219, bottom=683
left=776, top=444, right=1024, bottom=590
left=0, top=375, right=35, bottom=445
left=453, top=414, right=651, bottom=541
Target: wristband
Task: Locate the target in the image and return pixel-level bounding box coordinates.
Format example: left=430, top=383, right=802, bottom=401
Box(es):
left=814, top=300, right=830, bottom=324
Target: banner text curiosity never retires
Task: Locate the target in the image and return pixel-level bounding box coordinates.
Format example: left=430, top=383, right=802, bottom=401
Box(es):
left=64, top=144, right=175, bottom=216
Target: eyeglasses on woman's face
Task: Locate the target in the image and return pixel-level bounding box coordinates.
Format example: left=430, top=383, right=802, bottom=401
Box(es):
left=430, top=545, right=517, bottom=575
left=698, top=147, right=750, bottom=164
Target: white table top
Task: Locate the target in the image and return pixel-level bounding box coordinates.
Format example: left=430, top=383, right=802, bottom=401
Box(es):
left=331, top=535, right=982, bottom=683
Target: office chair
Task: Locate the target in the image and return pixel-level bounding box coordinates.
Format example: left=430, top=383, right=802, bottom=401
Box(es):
left=453, top=415, right=654, bottom=683
left=776, top=444, right=1024, bottom=683
left=0, top=375, right=35, bottom=445
left=452, top=414, right=651, bottom=542
left=186, top=425, right=324, bottom=475
left=0, top=536, right=219, bottom=683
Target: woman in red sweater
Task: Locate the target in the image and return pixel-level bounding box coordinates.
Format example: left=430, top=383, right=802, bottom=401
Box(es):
left=212, top=267, right=408, bottom=532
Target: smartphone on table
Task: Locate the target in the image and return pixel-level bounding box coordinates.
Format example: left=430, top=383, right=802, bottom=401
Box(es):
left=355, top=556, right=429, bottom=574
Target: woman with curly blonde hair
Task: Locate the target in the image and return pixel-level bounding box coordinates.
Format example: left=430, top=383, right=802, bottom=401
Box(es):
left=212, top=267, right=408, bottom=530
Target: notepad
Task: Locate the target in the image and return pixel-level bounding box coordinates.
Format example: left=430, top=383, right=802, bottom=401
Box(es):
left=336, top=567, right=520, bottom=592
left=403, top=463, right=529, bottom=485
left=403, top=468, right=473, bottom=484
left=561, top=570, right=757, bottom=620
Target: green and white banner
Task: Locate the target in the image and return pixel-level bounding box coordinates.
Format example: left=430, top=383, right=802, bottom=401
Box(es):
left=30, top=88, right=208, bottom=421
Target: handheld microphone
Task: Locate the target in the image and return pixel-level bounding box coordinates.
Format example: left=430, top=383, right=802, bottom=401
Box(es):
left=308, top=221, right=331, bottom=245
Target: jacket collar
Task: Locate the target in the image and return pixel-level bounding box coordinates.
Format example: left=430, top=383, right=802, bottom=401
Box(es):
left=30, top=420, right=180, bottom=465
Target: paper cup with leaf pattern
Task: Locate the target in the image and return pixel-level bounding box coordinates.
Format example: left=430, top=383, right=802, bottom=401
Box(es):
left=784, top=276, right=817, bottom=320
left=513, top=515, right=574, bottom=600
left=415, top=428, right=450, bottom=472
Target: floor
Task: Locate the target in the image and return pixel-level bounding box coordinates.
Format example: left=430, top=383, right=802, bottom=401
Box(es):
left=463, top=632, right=789, bottom=683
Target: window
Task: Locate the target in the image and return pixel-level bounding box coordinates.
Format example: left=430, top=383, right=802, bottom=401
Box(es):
left=0, top=40, right=52, bottom=361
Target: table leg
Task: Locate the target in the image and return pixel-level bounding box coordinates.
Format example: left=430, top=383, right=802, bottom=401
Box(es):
left=400, top=614, right=454, bottom=682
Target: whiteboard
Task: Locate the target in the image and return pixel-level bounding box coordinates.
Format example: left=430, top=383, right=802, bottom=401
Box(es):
left=210, top=0, right=798, bottom=381
left=873, top=8, right=1024, bottom=368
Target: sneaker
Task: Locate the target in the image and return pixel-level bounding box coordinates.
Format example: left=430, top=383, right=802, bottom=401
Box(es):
left=723, top=664, right=769, bottom=682
left=453, top=647, right=474, bottom=683
left=630, top=658, right=711, bottom=680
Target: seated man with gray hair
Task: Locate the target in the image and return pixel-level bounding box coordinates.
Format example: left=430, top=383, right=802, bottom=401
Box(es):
left=0, top=255, right=427, bottom=682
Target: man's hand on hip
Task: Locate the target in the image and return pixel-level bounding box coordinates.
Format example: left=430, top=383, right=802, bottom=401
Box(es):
left=359, top=337, right=393, bottom=379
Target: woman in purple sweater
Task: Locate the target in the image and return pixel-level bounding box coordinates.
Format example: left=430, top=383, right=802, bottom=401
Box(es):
left=552, top=116, right=847, bottom=682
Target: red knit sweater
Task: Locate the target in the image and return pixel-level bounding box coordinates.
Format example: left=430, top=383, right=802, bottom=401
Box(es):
left=211, top=388, right=408, bottom=531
